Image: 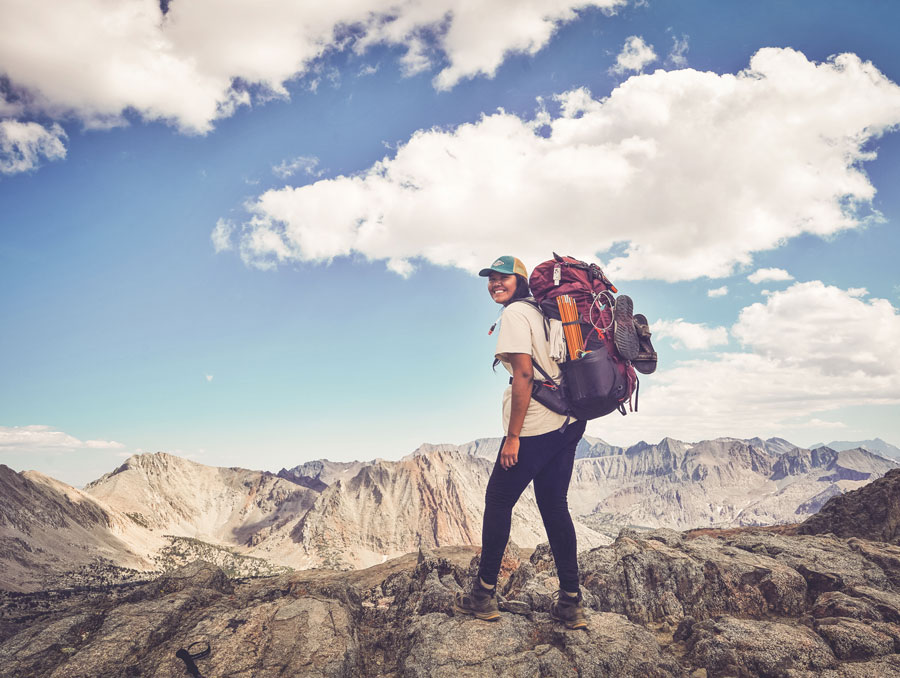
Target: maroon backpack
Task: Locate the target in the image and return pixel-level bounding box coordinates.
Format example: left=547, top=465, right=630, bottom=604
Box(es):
left=528, top=253, right=638, bottom=419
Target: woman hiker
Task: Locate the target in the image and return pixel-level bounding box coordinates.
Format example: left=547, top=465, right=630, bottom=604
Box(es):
left=454, top=255, right=589, bottom=630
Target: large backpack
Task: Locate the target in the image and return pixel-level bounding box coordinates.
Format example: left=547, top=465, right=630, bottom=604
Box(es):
left=527, top=253, right=638, bottom=419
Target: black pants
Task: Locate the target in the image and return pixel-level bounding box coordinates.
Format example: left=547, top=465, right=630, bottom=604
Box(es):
left=477, top=419, right=587, bottom=593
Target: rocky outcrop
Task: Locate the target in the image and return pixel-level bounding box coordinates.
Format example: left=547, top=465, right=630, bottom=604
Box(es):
left=6, top=528, right=900, bottom=677
left=799, top=468, right=900, bottom=544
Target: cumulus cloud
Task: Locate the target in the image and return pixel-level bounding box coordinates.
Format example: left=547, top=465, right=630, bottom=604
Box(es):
left=358, top=0, right=627, bottom=90
left=708, top=285, right=728, bottom=298
left=733, top=281, right=900, bottom=378
left=610, top=35, right=657, bottom=75
left=0, top=0, right=625, bottom=135
left=0, top=425, right=125, bottom=450
left=230, top=48, right=900, bottom=281
left=748, top=267, right=794, bottom=284
left=592, top=282, right=900, bottom=444
left=0, top=120, right=66, bottom=174
left=652, top=319, right=729, bottom=350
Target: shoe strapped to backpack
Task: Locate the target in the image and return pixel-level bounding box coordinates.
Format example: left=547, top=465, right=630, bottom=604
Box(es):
left=632, top=313, right=657, bottom=375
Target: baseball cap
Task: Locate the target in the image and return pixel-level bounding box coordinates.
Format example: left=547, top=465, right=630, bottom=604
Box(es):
left=478, top=255, right=528, bottom=279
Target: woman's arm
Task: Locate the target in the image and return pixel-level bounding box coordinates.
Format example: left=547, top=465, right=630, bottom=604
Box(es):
left=500, top=352, right=533, bottom=470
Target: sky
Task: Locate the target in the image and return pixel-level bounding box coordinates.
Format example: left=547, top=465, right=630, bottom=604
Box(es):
left=2, top=0, right=899, bottom=488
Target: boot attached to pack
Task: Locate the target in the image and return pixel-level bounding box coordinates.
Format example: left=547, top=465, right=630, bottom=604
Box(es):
left=550, top=588, right=588, bottom=630
left=632, top=313, right=657, bottom=375
left=454, top=580, right=500, bottom=621
left=612, top=294, right=640, bottom=360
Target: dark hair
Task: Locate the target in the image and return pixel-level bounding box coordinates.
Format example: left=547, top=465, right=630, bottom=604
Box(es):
left=507, top=274, right=531, bottom=304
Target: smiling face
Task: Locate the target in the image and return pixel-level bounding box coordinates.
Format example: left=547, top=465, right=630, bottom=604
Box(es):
left=488, top=271, right=518, bottom=305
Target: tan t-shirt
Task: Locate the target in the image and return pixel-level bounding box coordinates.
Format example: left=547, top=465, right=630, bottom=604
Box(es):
left=495, top=300, right=568, bottom=437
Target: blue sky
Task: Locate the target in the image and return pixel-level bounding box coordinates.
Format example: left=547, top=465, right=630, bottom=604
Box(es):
left=2, top=0, right=899, bottom=487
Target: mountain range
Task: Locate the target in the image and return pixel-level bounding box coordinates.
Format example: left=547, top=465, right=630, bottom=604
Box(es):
left=7, top=469, right=900, bottom=677
left=0, top=435, right=896, bottom=592
left=812, top=437, right=900, bottom=461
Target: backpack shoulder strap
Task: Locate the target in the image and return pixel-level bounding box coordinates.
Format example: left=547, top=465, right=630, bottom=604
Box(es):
left=530, top=356, right=557, bottom=384
left=510, top=298, right=550, bottom=341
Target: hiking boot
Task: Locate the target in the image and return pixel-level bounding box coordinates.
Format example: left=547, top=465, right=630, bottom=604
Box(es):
left=454, top=582, right=500, bottom=621
left=613, top=295, right=640, bottom=360
left=632, top=313, right=657, bottom=375
left=550, top=589, right=588, bottom=630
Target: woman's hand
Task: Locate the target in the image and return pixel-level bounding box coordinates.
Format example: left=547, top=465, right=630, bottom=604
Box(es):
left=500, top=436, right=520, bottom=470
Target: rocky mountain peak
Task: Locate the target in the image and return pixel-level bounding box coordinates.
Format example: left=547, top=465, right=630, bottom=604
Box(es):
left=278, top=458, right=369, bottom=488
left=85, top=451, right=195, bottom=489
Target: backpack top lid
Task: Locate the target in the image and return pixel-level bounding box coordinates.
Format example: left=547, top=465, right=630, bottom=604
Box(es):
left=529, top=253, right=617, bottom=319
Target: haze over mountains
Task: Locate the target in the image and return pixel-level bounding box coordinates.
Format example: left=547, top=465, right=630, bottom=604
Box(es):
left=813, top=438, right=900, bottom=461
left=1, top=435, right=896, bottom=592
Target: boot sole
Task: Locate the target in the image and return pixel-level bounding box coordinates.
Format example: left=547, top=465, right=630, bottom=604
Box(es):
left=453, top=602, right=500, bottom=621
left=613, top=295, right=640, bottom=360
left=632, top=313, right=657, bottom=374
left=633, top=356, right=657, bottom=375
left=550, top=609, right=588, bottom=630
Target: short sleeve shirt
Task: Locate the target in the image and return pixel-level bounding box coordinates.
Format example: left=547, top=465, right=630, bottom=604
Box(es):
left=495, top=300, right=568, bottom=436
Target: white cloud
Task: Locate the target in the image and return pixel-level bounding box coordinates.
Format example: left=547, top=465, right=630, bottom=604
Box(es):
left=610, top=35, right=657, bottom=75
left=652, top=319, right=729, bottom=350
left=230, top=49, right=900, bottom=281
left=733, top=280, right=900, bottom=378
left=592, top=281, right=900, bottom=444
left=667, top=34, right=689, bottom=68
left=0, top=0, right=625, bottom=135
left=0, top=425, right=125, bottom=450
left=211, top=219, right=235, bottom=253
left=0, top=120, right=66, bottom=174
left=272, top=155, right=322, bottom=179
left=708, top=285, right=728, bottom=298
left=748, top=267, right=794, bottom=284
left=359, top=0, right=627, bottom=90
